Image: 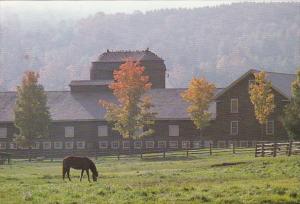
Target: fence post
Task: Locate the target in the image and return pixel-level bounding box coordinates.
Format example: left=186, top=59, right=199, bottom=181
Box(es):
left=262, top=143, right=265, bottom=157
left=186, top=148, right=189, bottom=157
left=209, top=143, right=212, bottom=156
left=273, top=143, right=277, bottom=157
left=255, top=144, right=258, bottom=157
left=288, top=141, right=293, bottom=156
left=117, top=149, right=120, bottom=160
left=232, top=143, right=236, bottom=154
left=140, top=149, right=143, bottom=159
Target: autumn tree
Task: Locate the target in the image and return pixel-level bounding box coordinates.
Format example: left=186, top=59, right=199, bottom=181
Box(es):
left=14, top=71, right=51, bottom=161
left=181, top=77, right=216, bottom=132
left=249, top=71, right=275, bottom=137
left=282, top=69, right=300, bottom=139
left=100, top=59, right=156, bottom=140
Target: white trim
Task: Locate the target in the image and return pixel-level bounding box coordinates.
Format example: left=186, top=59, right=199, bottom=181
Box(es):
left=98, top=125, right=108, bottom=137
left=230, top=121, right=239, bottom=135
left=230, top=98, right=239, bottom=113
left=54, top=141, right=63, bottom=149
left=134, top=141, right=142, bottom=149
left=169, top=125, right=179, bottom=137
left=266, top=120, right=275, bottom=135
left=76, top=141, right=85, bottom=149
left=0, top=142, right=6, bottom=149
left=9, top=142, right=17, bottom=149
left=182, top=141, right=190, bottom=149
left=0, top=128, right=7, bottom=138
left=43, top=142, right=51, bottom=150
left=99, top=141, right=108, bottom=149
left=158, top=141, right=166, bottom=149
left=169, top=141, right=178, bottom=149
left=65, top=141, right=74, bottom=149
left=145, top=141, right=154, bottom=149
left=65, top=126, right=74, bottom=138
left=111, top=141, right=119, bottom=149
left=31, top=142, right=40, bottom=149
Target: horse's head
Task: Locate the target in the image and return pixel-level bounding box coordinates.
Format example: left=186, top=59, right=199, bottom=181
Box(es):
left=90, top=162, right=99, bottom=182
left=92, top=171, right=98, bottom=182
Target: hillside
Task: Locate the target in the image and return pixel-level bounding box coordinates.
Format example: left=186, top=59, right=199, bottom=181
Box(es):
left=0, top=2, right=299, bottom=91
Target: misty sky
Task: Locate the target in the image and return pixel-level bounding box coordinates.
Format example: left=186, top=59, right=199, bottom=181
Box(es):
left=1, top=0, right=297, bottom=21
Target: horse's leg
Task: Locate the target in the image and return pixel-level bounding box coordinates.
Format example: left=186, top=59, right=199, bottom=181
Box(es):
left=86, top=169, right=90, bottom=182
left=67, top=168, right=71, bottom=181
left=80, top=169, right=84, bottom=182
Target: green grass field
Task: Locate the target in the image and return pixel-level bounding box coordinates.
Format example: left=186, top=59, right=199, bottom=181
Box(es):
left=0, top=152, right=300, bottom=204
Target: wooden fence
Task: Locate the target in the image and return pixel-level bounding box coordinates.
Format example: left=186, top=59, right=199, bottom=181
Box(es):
left=255, top=141, right=300, bottom=157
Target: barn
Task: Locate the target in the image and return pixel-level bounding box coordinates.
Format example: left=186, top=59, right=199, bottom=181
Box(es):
left=0, top=49, right=296, bottom=157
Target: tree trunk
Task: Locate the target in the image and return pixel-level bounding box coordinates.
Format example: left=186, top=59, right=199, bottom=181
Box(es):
left=261, top=124, right=264, bottom=140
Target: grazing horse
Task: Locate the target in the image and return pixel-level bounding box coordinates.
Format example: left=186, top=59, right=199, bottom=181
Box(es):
left=62, top=156, right=98, bottom=182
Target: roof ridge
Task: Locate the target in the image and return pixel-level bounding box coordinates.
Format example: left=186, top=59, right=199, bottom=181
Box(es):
left=265, top=71, right=296, bottom=76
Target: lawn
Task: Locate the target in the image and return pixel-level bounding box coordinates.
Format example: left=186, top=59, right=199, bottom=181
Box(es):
left=0, top=152, right=299, bottom=204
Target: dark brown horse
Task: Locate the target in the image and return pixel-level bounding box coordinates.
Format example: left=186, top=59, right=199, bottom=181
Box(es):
left=62, top=156, right=98, bottom=182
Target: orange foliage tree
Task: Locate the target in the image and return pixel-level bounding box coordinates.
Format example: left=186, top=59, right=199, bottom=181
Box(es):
left=181, top=77, right=216, bottom=131
left=100, top=59, right=156, bottom=139
left=249, top=71, right=275, bottom=137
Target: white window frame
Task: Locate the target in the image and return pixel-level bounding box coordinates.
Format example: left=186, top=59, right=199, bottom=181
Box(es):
left=9, top=142, right=17, bottom=149
left=98, top=125, right=108, bottom=137
left=158, top=141, right=166, bottom=149
left=111, top=141, right=119, bottom=149
left=0, top=128, right=7, bottom=138
left=31, top=142, right=40, bottom=149
left=182, top=141, right=190, bottom=149
left=76, top=141, right=85, bottom=149
left=204, top=140, right=213, bottom=147
left=0, top=142, right=6, bottom=150
left=134, top=141, right=142, bottom=149
left=169, top=141, right=178, bottom=149
left=99, top=141, right=108, bottom=149
left=65, top=126, right=74, bottom=138
left=230, top=121, right=239, bottom=135
left=43, top=142, right=51, bottom=150
left=266, top=120, right=275, bottom=135
left=54, top=141, right=63, bottom=149
left=65, top=141, right=74, bottom=149
left=193, top=141, right=202, bottom=149
left=145, top=141, right=154, bottom=149
left=169, top=125, right=179, bottom=137
left=122, top=141, right=130, bottom=150
left=230, top=98, right=239, bottom=113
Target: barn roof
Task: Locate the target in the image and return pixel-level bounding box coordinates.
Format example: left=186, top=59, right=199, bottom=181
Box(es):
left=215, top=69, right=296, bottom=99
left=0, top=88, right=223, bottom=123
left=97, top=49, right=163, bottom=62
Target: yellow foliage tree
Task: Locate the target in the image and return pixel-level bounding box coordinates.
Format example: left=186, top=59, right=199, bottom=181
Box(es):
left=249, top=71, right=275, bottom=137
left=181, top=77, right=216, bottom=130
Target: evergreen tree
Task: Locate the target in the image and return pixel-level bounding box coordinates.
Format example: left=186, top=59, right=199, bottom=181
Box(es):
left=14, top=71, right=51, bottom=161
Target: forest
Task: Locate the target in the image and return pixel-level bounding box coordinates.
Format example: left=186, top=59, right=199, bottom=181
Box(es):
left=0, top=2, right=299, bottom=91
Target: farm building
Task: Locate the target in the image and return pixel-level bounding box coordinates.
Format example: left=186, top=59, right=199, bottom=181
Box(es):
left=0, top=49, right=296, bottom=157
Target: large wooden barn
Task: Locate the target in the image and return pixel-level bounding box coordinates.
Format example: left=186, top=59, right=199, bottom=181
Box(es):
left=0, top=49, right=296, bottom=157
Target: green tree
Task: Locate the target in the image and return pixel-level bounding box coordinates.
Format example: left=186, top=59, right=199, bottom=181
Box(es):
left=283, top=69, right=300, bottom=139
left=249, top=71, right=275, bottom=137
left=14, top=71, right=51, bottom=161
left=100, top=59, right=156, bottom=140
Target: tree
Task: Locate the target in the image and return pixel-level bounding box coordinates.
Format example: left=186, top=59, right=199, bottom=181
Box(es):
left=282, top=69, right=300, bottom=139
left=249, top=71, right=275, bottom=137
left=14, top=71, right=51, bottom=161
left=100, top=59, right=156, bottom=140
left=181, top=77, right=216, bottom=132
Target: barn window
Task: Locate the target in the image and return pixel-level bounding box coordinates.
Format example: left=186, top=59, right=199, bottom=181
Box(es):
left=231, top=98, right=239, bottom=113
left=0, top=142, right=6, bottom=149
left=76, top=141, right=85, bottom=149
left=157, top=141, right=166, bottom=149
left=65, top=141, right=74, bottom=149
left=0, top=128, right=7, bottom=138
left=182, top=141, right=190, bottom=149
left=134, top=141, right=142, bottom=149
left=43, top=142, right=51, bottom=150
left=204, top=140, right=213, bottom=147
left=193, top=141, right=202, bottom=149
left=9, top=142, right=17, bottom=149
left=145, top=141, right=154, bottom=149
left=111, top=141, right=119, bottom=149
left=266, top=120, right=274, bottom=135
left=230, top=121, right=239, bottom=135
left=54, top=141, right=63, bottom=149
left=169, top=141, right=178, bottom=149
left=169, top=125, right=179, bottom=137
left=65, top=126, right=74, bottom=138
left=98, top=126, right=108, bottom=137
left=122, top=141, right=130, bottom=149
left=99, top=141, right=108, bottom=149
left=31, top=142, right=40, bottom=149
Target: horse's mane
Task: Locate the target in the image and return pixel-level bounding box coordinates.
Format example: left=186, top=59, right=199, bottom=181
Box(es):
left=89, top=160, right=98, bottom=176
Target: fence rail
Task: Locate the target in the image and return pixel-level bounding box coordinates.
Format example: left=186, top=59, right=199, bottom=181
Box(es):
left=255, top=141, right=300, bottom=157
